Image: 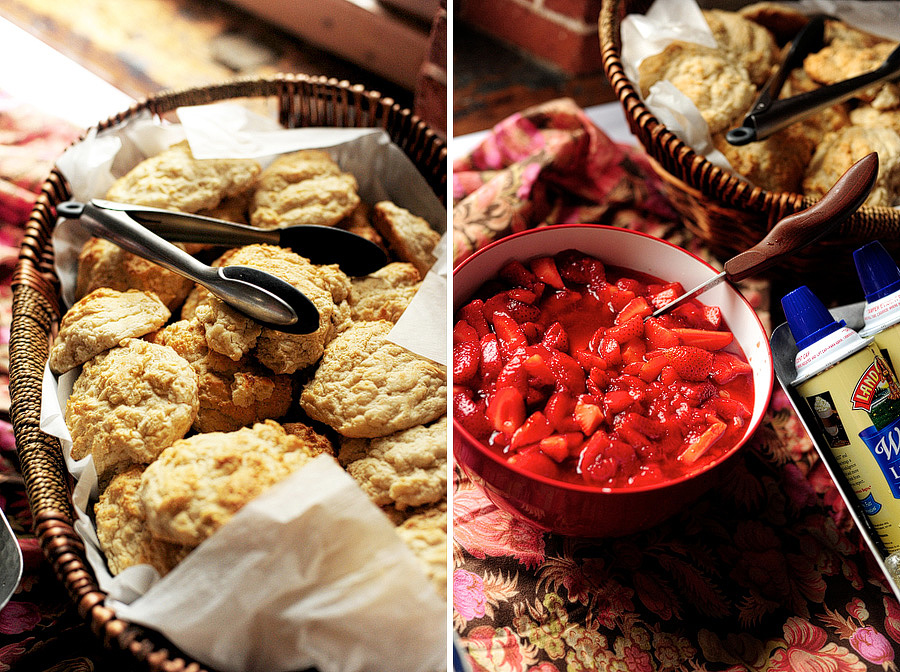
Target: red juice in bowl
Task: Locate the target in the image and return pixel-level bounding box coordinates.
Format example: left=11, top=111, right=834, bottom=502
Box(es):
left=453, top=248, right=755, bottom=491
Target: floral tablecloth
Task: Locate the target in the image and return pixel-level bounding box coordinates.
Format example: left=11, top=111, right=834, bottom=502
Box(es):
left=0, top=93, right=144, bottom=672
left=451, top=98, right=900, bottom=672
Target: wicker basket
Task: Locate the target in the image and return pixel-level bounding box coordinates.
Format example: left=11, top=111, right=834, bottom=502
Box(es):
left=598, top=0, right=900, bottom=294
left=8, top=74, right=446, bottom=672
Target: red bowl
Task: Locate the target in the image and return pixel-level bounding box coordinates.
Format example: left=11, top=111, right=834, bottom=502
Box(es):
left=453, top=225, right=774, bottom=537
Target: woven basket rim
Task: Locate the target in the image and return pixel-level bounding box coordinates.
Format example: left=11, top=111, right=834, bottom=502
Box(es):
left=9, top=73, right=447, bottom=672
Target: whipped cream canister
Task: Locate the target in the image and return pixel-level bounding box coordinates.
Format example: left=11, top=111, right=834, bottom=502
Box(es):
left=785, top=286, right=900, bottom=553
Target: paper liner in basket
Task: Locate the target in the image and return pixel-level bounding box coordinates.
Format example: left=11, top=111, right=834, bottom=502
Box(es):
left=39, top=103, right=448, bottom=672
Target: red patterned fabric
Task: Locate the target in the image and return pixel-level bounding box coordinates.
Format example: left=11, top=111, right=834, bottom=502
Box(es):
left=452, top=98, right=899, bottom=672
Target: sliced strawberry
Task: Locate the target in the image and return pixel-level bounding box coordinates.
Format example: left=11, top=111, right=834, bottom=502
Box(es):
left=479, top=333, right=503, bottom=385
left=588, top=367, right=610, bottom=393
left=496, top=350, right=529, bottom=394
left=617, top=412, right=664, bottom=438
left=621, top=338, right=647, bottom=365
left=529, top=256, right=566, bottom=290
left=459, top=299, right=491, bottom=338
left=507, top=288, right=538, bottom=304
left=710, top=351, right=753, bottom=384
left=499, top=259, right=539, bottom=291
left=486, top=386, right=526, bottom=435
left=508, top=447, right=561, bottom=479
left=492, top=312, right=528, bottom=355
left=608, top=286, right=636, bottom=312
left=597, top=337, right=622, bottom=367
left=547, top=350, right=586, bottom=394
left=648, top=282, right=685, bottom=309
left=574, top=350, right=607, bottom=372
left=606, top=315, right=644, bottom=343
left=539, top=434, right=571, bottom=462
left=616, top=277, right=646, bottom=296
left=510, top=411, right=554, bottom=449
left=557, top=249, right=606, bottom=287
left=616, top=296, right=652, bottom=324
left=702, top=305, right=723, bottom=329
left=523, top=349, right=556, bottom=387
left=604, top=389, right=636, bottom=416
left=541, top=321, right=570, bottom=352
left=453, top=319, right=479, bottom=345
left=663, top=346, right=714, bottom=382
left=574, top=400, right=604, bottom=435
left=543, top=288, right=583, bottom=313
left=545, top=391, right=580, bottom=433
left=453, top=340, right=481, bottom=385
left=521, top=321, right=542, bottom=344
left=702, top=395, right=751, bottom=423
left=645, top=318, right=680, bottom=349
left=678, top=420, right=727, bottom=464
left=672, top=327, right=734, bottom=350
left=639, top=354, right=669, bottom=383
left=453, top=387, right=492, bottom=439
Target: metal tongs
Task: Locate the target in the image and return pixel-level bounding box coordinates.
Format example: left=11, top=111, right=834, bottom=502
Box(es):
left=726, top=15, right=900, bottom=146
left=57, top=199, right=389, bottom=334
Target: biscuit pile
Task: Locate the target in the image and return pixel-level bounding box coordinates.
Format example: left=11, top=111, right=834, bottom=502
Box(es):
left=637, top=4, right=900, bottom=206
left=49, top=141, right=447, bottom=598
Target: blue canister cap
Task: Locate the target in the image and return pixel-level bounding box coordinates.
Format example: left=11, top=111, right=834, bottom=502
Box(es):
left=854, top=241, right=900, bottom=303
left=781, top=285, right=844, bottom=351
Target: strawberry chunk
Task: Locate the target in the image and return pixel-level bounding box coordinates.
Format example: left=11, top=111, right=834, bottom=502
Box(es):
left=453, top=387, right=492, bottom=439
left=672, top=328, right=734, bottom=350
left=639, top=354, right=669, bottom=383
left=648, top=282, right=685, bottom=309
left=548, top=350, right=586, bottom=394
left=493, top=312, right=528, bottom=355
left=486, top=386, right=526, bottom=435
left=453, top=319, right=479, bottom=345
left=541, top=321, right=570, bottom=352
left=574, top=400, right=604, bottom=435
left=679, top=420, right=727, bottom=464
left=529, top=256, right=566, bottom=290
left=499, top=260, right=540, bottom=291
left=616, top=296, right=652, bottom=324
left=606, top=315, right=644, bottom=343
left=510, top=411, right=554, bottom=449
left=545, top=391, right=580, bottom=433
left=479, top=333, right=503, bottom=385
left=508, top=447, right=561, bottom=479
left=539, top=434, right=571, bottom=462
left=459, top=299, right=491, bottom=338
left=557, top=249, right=606, bottom=287
left=453, top=340, right=481, bottom=385
left=703, top=305, right=723, bottom=329
left=710, top=351, right=753, bottom=384
left=663, top=346, right=714, bottom=382
left=645, top=318, right=680, bottom=349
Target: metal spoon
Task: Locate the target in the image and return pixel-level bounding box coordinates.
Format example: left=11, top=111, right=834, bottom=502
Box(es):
left=56, top=200, right=321, bottom=334
left=652, top=151, right=878, bottom=317
left=91, top=198, right=389, bottom=276
left=0, top=510, right=22, bottom=611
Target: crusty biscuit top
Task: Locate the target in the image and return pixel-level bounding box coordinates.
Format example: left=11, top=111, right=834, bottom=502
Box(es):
left=49, top=288, right=170, bottom=375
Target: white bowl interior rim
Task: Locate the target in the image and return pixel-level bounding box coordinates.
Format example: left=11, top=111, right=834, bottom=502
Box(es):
left=453, top=224, right=775, bottom=492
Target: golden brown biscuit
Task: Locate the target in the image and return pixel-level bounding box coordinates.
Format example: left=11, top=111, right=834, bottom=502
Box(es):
left=341, top=416, right=447, bottom=509
left=850, top=105, right=900, bottom=135
left=371, top=202, right=441, bottom=277
left=249, top=150, right=360, bottom=229
left=713, top=123, right=816, bottom=193
left=804, top=39, right=899, bottom=106
left=210, top=245, right=351, bottom=374
left=149, top=318, right=292, bottom=433
left=300, top=320, right=446, bottom=438
left=336, top=202, right=387, bottom=251
left=395, top=502, right=447, bottom=600
left=638, top=40, right=756, bottom=135
left=803, top=126, right=900, bottom=207
left=65, top=338, right=199, bottom=477
left=281, top=422, right=335, bottom=457
left=49, top=288, right=170, bottom=375
left=94, top=466, right=191, bottom=576
left=75, top=237, right=194, bottom=312
left=702, top=9, right=779, bottom=86
left=138, top=420, right=328, bottom=546
left=349, top=262, right=421, bottom=323
left=106, top=140, right=261, bottom=213
left=737, top=2, right=809, bottom=45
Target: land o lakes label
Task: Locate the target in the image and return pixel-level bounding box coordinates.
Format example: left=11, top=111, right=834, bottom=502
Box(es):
left=798, top=343, right=900, bottom=553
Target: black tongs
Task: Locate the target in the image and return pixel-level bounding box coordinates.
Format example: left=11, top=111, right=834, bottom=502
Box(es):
left=57, top=199, right=388, bottom=334
left=727, top=15, right=900, bottom=146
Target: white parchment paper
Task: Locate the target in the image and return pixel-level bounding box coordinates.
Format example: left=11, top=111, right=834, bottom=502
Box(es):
left=42, top=103, right=448, bottom=672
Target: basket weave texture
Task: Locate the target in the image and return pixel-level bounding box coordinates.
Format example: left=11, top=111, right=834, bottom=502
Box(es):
left=598, top=0, right=900, bottom=280
left=8, top=73, right=446, bottom=672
